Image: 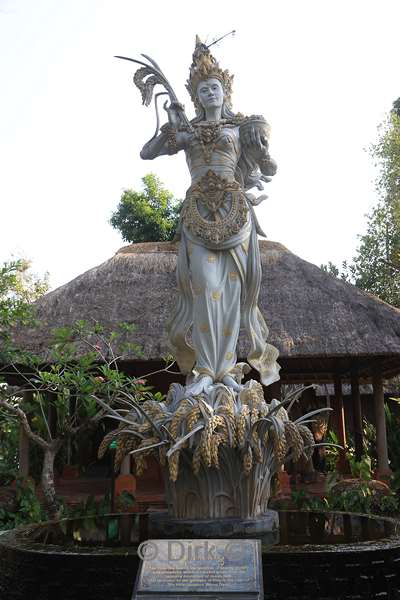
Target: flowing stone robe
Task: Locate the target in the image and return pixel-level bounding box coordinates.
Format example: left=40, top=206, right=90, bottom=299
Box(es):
left=168, top=124, right=280, bottom=386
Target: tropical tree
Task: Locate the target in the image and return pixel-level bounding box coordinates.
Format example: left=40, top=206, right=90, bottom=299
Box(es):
left=0, top=316, right=175, bottom=521
left=0, top=320, right=147, bottom=519
left=357, top=101, right=400, bottom=306
left=0, top=259, right=49, bottom=360
left=0, top=259, right=49, bottom=486
left=321, top=99, right=400, bottom=307
left=110, top=173, right=181, bottom=243
left=320, top=261, right=351, bottom=282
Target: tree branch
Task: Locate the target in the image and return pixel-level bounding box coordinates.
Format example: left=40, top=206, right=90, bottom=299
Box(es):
left=0, top=397, right=49, bottom=450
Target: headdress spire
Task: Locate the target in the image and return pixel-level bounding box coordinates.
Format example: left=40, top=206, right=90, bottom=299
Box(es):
left=186, top=35, right=234, bottom=110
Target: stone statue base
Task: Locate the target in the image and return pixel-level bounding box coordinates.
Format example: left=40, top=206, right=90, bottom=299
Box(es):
left=160, top=379, right=283, bottom=521
left=148, top=510, right=279, bottom=546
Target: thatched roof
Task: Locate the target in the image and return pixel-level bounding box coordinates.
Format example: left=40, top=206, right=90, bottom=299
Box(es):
left=11, top=241, right=400, bottom=382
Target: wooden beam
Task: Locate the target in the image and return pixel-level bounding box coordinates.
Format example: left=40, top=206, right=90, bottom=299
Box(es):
left=333, top=376, right=349, bottom=474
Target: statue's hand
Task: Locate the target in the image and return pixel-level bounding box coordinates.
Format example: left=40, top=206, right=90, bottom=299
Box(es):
left=260, top=156, right=277, bottom=177
left=163, top=100, right=185, bottom=129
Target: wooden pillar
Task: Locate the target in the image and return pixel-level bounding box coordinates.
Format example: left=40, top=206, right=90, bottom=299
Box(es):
left=333, top=376, right=349, bottom=474
left=373, top=370, right=392, bottom=480
left=277, top=468, right=291, bottom=497
left=120, top=455, right=131, bottom=475
left=115, top=455, right=137, bottom=509
left=264, top=380, right=281, bottom=402
left=351, top=366, right=363, bottom=461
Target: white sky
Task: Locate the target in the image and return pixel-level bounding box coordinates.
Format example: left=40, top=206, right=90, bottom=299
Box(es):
left=0, top=0, right=399, bottom=290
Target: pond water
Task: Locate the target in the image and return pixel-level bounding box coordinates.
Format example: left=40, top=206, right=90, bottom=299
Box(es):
left=276, top=510, right=399, bottom=549
left=12, top=510, right=400, bottom=552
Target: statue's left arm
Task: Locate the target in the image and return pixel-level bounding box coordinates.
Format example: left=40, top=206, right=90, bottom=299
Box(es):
left=238, top=116, right=277, bottom=187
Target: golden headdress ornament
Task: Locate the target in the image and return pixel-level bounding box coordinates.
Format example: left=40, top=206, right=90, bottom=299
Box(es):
left=186, top=35, right=234, bottom=110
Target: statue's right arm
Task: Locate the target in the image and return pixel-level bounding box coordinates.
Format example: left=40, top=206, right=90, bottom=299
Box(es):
left=140, top=127, right=188, bottom=160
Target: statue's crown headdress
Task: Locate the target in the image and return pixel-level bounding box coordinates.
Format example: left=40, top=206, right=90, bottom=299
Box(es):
left=186, top=35, right=234, bottom=110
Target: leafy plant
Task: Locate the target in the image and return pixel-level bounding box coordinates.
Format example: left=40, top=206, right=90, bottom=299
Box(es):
left=327, top=482, right=399, bottom=515
left=289, top=484, right=398, bottom=516
left=62, top=493, right=112, bottom=520
left=324, top=417, right=377, bottom=476
left=375, top=494, right=399, bottom=514
left=0, top=411, right=19, bottom=485
left=290, top=490, right=327, bottom=511
left=347, top=454, right=373, bottom=481
left=385, top=398, right=400, bottom=492
left=0, top=477, right=46, bottom=531
left=324, top=430, right=340, bottom=472
left=115, top=491, right=136, bottom=512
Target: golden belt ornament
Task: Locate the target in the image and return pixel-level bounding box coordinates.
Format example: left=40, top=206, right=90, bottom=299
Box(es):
left=181, top=170, right=248, bottom=244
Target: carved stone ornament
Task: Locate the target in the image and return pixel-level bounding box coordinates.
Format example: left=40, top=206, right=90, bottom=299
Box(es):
left=99, top=382, right=321, bottom=520
left=181, top=170, right=248, bottom=245
left=186, top=35, right=234, bottom=110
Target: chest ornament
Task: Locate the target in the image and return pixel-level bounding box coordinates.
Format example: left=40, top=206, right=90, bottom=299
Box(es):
left=192, top=120, right=239, bottom=163
left=193, top=122, right=223, bottom=163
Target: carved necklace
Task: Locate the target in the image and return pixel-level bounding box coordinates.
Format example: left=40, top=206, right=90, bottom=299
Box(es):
left=193, top=121, right=226, bottom=164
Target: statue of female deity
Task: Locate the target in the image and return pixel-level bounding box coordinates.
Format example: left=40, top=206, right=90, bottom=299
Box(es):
left=104, top=41, right=327, bottom=521
left=137, top=37, right=280, bottom=395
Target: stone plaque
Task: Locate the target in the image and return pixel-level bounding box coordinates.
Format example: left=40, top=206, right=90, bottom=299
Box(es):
left=133, top=539, right=263, bottom=600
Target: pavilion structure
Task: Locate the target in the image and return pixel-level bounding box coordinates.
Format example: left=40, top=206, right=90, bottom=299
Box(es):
left=8, top=240, right=400, bottom=485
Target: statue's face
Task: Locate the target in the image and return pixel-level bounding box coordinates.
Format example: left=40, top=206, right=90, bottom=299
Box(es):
left=197, top=78, right=224, bottom=110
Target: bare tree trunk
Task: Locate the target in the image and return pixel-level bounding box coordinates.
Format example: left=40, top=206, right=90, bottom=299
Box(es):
left=41, top=441, right=62, bottom=520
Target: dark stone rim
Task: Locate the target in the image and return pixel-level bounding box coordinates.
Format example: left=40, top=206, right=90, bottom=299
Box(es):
left=1, top=510, right=399, bottom=556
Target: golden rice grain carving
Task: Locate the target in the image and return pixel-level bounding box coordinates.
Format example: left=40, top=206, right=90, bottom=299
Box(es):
left=168, top=450, right=180, bottom=482
left=97, top=430, right=117, bottom=459
left=192, top=444, right=202, bottom=475
left=187, top=406, right=201, bottom=431
left=211, top=433, right=224, bottom=468
left=284, top=421, right=304, bottom=461
left=272, top=430, right=287, bottom=464
left=243, top=446, right=253, bottom=475
left=298, top=424, right=315, bottom=460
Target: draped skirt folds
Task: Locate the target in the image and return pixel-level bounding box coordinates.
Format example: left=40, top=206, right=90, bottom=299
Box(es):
left=167, top=214, right=281, bottom=386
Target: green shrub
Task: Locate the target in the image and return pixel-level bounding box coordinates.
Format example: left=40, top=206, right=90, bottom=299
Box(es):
left=0, top=477, right=45, bottom=531
left=0, top=414, right=19, bottom=485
